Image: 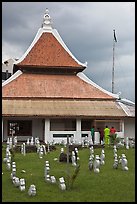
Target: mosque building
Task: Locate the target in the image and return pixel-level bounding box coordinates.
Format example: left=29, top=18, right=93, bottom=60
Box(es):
left=2, top=9, right=135, bottom=143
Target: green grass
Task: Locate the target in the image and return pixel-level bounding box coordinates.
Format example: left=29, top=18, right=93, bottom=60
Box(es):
left=2, top=144, right=135, bottom=202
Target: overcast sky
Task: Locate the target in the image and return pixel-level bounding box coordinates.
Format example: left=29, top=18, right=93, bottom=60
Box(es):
left=2, top=2, right=135, bottom=102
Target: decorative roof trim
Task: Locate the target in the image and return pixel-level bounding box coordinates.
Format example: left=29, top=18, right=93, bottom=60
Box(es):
left=42, top=8, right=52, bottom=30
left=2, top=70, right=23, bottom=87
left=118, top=101, right=135, bottom=117
left=77, top=72, right=119, bottom=99
left=119, top=98, right=135, bottom=106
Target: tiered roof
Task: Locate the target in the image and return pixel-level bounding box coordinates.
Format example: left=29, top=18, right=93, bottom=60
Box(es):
left=2, top=9, right=127, bottom=118
left=2, top=72, right=115, bottom=99
left=13, top=8, right=86, bottom=74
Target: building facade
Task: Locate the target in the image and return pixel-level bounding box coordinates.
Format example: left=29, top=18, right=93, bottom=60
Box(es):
left=2, top=9, right=135, bottom=144
left=2, top=58, right=16, bottom=82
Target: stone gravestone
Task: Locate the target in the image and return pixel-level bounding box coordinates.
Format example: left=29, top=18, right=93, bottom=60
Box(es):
left=89, top=138, right=93, bottom=146
left=121, top=154, right=128, bottom=171
left=28, top=184, right=36, bottom=196
left=6, top=146, right=10, bottom=158
left=129, top=138, right=135, bottom=148
left=126, top=137, right=129, bottom=149
left=113, top=157, right=119, bottom=169
left=113, top=146, right=118, bottom=169
left=117, top=139, right=124, bottom=148
left=35, top=137, right=39, bottom=146
left=59, top=177, right=66, bottom=190
left=19, top=178, right=25, bottom=191
left=84, top=136, right=89, bottom=147
left=37, top=144, right=40, bottom=153
left=44, top=161, right=50, bottom=182
left=3, top=146, right=11, bottom=163
left=6, top=158, right=11, bottom=170
left=94, top=155, right=101, bottom=173
left=50, top=175, right=56, bottom=184
left=61, top=147, right=64, bottom=153
left=12, top=161, right=16, bottom=177
left=89, top=146, right=94, bottom=155
left=71, top=151, right=77, bottom=166
left=113, top=145, right=117, bottom=158
left=88, top=155, right=94, bottom=171
left=23, top=143, right=26, bottom=155
left=13, top=136, right=17, bottom=146
left=27, top=138, right=30, bottom=145
left=12, top=176, right=16, bottom=185
left=70, top=135, right=74, bottom=145
left=74, top=147, right=79, bottom=162
left=21, top=143, right=26, bottom=156
left=30, top=137, right=34, bottom=145
left=3, top=157, right=7, bottom=163
left=13, top=177, right=20, bottom=187
left=39, top=145, right=44, bottom=159
left=100, top=149, right=105, bottom=165
left=42, top=145, right=46, bottom=155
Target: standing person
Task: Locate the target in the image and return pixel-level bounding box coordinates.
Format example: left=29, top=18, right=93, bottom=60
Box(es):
left=110, top=126, right=116, bottom=144
left=104, top=126, right=110, bottom=146
left=110, top=126, right=116, bottom=135
left=91, top=126, right=95, bottom=144
left=98, top=127, right=104, bottom=144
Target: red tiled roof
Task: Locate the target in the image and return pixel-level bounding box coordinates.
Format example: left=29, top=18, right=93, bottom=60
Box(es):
left=16, top=33, right=84, bottom=68
left=2, top=73, right=114, bottom=99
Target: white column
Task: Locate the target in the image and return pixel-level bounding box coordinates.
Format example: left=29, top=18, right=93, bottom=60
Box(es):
left=44, top=119, right=50, bottom=144
left=76, top=119, right=81, bottom=144
left=2, top=118, right=3, bottom=142
left=94, top=132, right=100, bottom=144
left=121, top=119, right=125, bottom=141
left=121, top=120, right=124, bottom=132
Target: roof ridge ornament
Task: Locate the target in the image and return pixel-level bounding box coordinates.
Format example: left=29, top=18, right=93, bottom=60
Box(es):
left=42, top=8, right=52, bottom=30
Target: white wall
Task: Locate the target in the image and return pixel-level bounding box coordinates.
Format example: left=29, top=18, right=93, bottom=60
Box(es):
left=50, top=131, right=76, bottom=144
left=3, top=117, right=134, bottom=143
left=124, top=118, right=135, bottom=139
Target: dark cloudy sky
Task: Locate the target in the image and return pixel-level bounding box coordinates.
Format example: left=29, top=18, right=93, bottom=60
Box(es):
left=2, top=2, right=135, bottom=102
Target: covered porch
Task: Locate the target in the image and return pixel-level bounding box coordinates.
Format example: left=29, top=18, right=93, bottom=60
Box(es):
left=2, top=117, right=124, bottom=144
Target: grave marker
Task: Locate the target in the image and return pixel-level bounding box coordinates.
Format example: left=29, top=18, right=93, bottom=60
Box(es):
left=100, top=149, right=105, bottom=165
left=94, top=155, right=101, bottom=173
left=28, top=184, right=36, bottom=196
left=59, top=177, right=66, bottom=190
left=19, top=178, right=25, bottom=191
left=121, top=154, right=128, bottom=171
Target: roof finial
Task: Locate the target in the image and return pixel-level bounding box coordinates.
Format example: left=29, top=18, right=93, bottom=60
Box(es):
left=42, top=8, right=52, bottom=30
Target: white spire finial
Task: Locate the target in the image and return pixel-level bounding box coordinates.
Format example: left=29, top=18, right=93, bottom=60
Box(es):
left=42, top=8, right=52, bottom=30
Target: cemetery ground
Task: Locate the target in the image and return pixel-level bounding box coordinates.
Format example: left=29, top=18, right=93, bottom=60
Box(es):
left=2, top=144, right=135, bottom=202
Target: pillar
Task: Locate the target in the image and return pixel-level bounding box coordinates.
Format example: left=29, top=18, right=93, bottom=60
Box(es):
left=44, top=119, right=50, bottom=144
left=121, top=119, right=125, bottom=141
left=76, top=119, right=81, bottom=143
left=2, top=118, right=3, bottom=142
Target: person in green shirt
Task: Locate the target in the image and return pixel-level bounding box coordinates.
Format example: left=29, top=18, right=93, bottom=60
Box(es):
left=104, top=125, right=110, bottom=145
left=91, top=126, right=95, bottom=144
